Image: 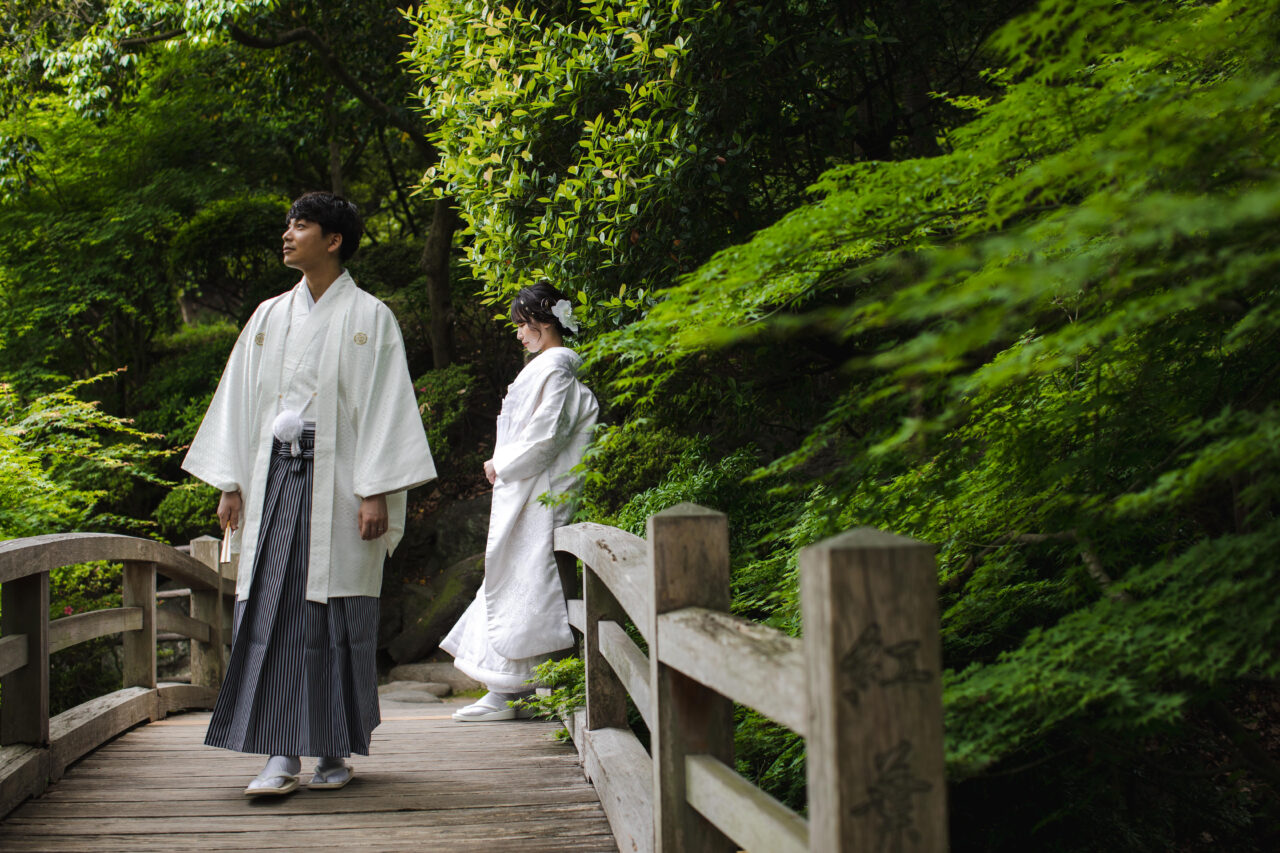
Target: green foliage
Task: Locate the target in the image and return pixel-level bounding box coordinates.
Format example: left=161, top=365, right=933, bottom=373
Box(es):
left=577, top=422, right=699, bottom=520
left=574, top=0, right=1280, bottom=845
left=407, top=0, right=1005, bottom=323
left=0, top=373, right=169, bottom=538
left=153, top=482, right=221, bottom=545
left=132, top=320, right=239, bottom=445
left=0, top=374, right=163, bottom=713
left=735, top=707, right=805, bottom=812
left=0, top=51, right=260, bottom=387
left=415, top=362, right=478, bottom=466
left=166, top=193, right=296, bottom=323
left=519, top=655, right=586, bottom=737
left=407, top=0, right=713, bottom=317
left=46, top=561, right=124, bottom=713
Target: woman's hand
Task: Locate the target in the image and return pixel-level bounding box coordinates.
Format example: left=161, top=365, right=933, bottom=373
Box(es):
left=217, top=490, right=243, bottom=532
left=483, top=458, right=497, bottom=485
left=358, top=494, right=389, bottom=540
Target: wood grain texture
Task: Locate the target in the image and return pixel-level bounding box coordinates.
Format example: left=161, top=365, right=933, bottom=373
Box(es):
left=580, top=724, right=653, bottom=853
left=585, top=568, right=629, bottom=731
left=0, top=634, right=27, bottom=680
left=0, top=533, right=231, bottom=595
left=155, top=683, right=218, bottom=716
left=801, top=527, right=948, bottom=853
left=568, top=597, right=586, bottom=632
left=155, top=603, right=210, bottom=643
left=598, top=620, right=652, bottom=730
left=188, top=536, right=226, bottom=688
left=555, top=522, right=652, bottom=641
left=48, top=688, right=158, bottom=776
left=656, top=607, right=807, bottom=736
left=48, top=608, right=144, bottom=654
left=0, top=745, right=48, bottom=822
left=1, top=573, right=48, bottom=748
left=684, top=754, right=808, bottom=853
left=0, top=702, right=616, bottom=851
left=647, top=503, right=735, bottom=853
left=121, top=562, right=156, bottom=691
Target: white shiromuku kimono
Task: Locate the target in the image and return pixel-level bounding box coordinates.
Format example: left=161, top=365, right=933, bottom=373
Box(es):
left=182, top=272, right=436, bottom=601
left=442, top=346, right=599, bottom=690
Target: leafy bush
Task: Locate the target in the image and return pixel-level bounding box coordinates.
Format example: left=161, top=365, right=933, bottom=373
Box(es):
left=132, top=320, right=238, bottom=445
left=47, top=561, right=123, bottom=714
left=153, top=482, right=220, bottom=546
left=580, top=0, right=1280, bottom=845
left=577, top=423, right=700, bottom=521
left=415, top=362, right=477, bottom=467
left=519, top=656, right=586, bottom=739
left=0, top=373, right=169, bottom=538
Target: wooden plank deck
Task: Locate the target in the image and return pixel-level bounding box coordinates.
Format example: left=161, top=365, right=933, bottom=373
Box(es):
left=0, top=696, right=618, bottom=852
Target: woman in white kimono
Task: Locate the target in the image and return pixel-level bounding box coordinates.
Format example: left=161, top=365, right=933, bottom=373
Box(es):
left=441, top=282, right=599, bottom=721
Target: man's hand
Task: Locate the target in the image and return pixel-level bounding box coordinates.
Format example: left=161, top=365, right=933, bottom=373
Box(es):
left=218, top=490, right=243, bottom=532
left=358, top=494, right=389, bottom=541
left=483, top=458, right=496, bottom=485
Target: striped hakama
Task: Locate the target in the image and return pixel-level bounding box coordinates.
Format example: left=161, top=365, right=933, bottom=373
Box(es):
left=205, top=429, right=381, bottom=757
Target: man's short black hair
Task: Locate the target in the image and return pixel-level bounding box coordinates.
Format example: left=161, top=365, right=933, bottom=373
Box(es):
left=286, top=192, right=363, bottom=262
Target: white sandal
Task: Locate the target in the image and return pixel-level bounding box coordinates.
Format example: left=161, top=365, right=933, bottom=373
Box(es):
left=452, top=691, right=521, bottom=722
left=244, top=773, right=299, bottom=797
left=309, top=764, right=354, bottom=790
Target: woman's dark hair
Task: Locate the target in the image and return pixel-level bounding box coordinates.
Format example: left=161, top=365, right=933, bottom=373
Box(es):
left=286, top=192, right=364, bottom=261
left=511, top=281, right=574, bottom=336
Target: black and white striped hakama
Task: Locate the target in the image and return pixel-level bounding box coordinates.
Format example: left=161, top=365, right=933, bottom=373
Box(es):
left=205, top=429, right=381, bottom=757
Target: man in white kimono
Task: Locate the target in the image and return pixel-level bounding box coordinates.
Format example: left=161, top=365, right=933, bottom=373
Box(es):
left=182, top=192, right=435, bottom=796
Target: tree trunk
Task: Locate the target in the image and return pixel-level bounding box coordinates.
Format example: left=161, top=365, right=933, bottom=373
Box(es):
left=421, top=199, right=458, bottom=369
left=326, top=87, right=344, bottom=195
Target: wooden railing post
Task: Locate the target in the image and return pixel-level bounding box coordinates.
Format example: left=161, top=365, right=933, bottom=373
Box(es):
left=584, top=565, right=628, bottom=730
left=801, top=528, right=948, bottom=852
left=121, top=561, right=156, bottom=690
left=188, top=536, right=224, bottom=688
left=0, top=572, right=49, bottom=747
left=648, top=503, right=735, bottom=853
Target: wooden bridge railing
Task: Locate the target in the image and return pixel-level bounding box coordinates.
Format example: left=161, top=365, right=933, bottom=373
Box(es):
left=552, top=502, right=948, bottom=853
left=0, top=533, right=235, bottom=817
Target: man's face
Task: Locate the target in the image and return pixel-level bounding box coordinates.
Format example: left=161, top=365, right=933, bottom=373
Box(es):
left=282, top=218, right=339, bottom=270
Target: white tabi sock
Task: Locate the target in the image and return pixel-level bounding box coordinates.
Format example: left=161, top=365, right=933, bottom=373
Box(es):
left=313, top=755, right=352, bottom=786
left=248, top=754, right=300, bottom=790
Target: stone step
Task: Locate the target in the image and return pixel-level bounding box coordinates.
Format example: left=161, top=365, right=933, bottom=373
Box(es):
left=387, top=661, right=482, bottom=694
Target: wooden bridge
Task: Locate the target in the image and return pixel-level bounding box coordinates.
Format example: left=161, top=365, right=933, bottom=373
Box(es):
left=0, top=503, right=948, bottom=851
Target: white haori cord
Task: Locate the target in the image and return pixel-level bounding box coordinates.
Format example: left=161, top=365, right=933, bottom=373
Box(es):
left=271, top=394, right=315, bottom=457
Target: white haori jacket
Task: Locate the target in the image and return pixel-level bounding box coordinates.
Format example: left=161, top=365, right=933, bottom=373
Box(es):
left=485, top=346, right=599, bottom=659
left=182, top=273, right=436, bottom=602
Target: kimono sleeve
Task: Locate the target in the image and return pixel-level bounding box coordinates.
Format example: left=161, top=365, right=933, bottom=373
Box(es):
left=350, top=306, right=437, bottom=498
left=180, top=315, right=261, bottom=493
left=490, top=367, right=580, bottom=483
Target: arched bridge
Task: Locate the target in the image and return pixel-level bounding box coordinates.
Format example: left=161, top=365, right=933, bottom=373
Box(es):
left=0, top=504, right=948, bottom=851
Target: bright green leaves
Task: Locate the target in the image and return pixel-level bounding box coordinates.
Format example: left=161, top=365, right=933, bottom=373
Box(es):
left=406, top=0, right=711, bottom=321
left=569, top=0, right=1280, bottom=797
left=0, top=374, right=170, bottom=539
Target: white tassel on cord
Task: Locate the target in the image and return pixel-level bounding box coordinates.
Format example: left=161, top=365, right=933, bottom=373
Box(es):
left=272, top=394, right=313, bottom=457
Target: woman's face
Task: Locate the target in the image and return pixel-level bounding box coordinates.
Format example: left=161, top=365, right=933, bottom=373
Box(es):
left=515, top=318, right=554, bottom=353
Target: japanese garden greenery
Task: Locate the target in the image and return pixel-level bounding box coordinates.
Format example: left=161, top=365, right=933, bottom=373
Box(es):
left=2, top=0, right=1278, bottom=848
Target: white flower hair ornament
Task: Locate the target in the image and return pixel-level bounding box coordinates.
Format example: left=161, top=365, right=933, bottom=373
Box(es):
left=551, top=299, right=579, bottom=334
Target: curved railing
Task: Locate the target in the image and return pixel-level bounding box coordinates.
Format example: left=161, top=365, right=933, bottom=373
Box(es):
left=553, top=503, right=949, bottom=853
left=0, top=533, right=235, bottom=816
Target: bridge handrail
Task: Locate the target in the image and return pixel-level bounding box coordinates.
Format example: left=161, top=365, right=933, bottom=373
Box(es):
left=553, top=503, right=949, bottom=853
left=0, top=533, right=234, bottom=817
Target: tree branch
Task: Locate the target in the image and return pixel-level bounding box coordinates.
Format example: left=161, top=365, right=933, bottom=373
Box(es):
left=944, top=529, right=1130, bottom=602
left=224, top=23, right=436, bottom=162
left=118, top=28, right=185, bottom=49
